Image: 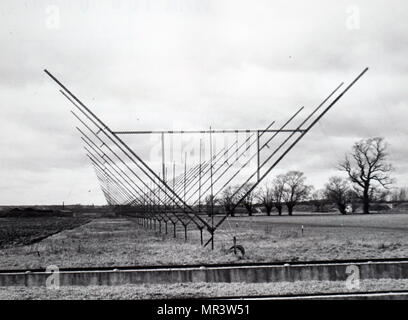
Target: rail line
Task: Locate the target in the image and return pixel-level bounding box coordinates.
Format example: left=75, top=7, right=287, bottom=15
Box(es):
left=1, top=256, right=408, bottom=274
left=1, top=257, right=408, bottom=289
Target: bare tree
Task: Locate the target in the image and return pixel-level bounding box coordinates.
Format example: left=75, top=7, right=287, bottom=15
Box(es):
left=391, top=187, right=408, bottom=202
left=324, top=176, right=352, bottom=215
left=205, top=194, right=217, bottom=216
left=282, top=171, right=312, bottom=216
left=373, top=188, right=391, bottom=202
left=240, top=183, right=256, bottom=216
left=220, top=186, right=239, bottom=217
left=257, top=182, right=274, bottom=216
left=339, top=137, right=393, bottom=214
left=310, top=188, right=327, bottom=212
left=272, top=175, right=286, bottom=215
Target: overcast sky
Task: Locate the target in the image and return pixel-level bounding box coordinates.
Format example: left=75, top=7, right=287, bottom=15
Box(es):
left=0, top=0, right=407, bottom=205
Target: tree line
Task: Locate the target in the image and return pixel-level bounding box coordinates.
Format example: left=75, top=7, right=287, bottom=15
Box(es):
left=209, top=136, right=400, bottom=216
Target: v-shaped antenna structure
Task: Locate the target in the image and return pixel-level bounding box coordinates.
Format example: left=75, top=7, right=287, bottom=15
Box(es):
left=45, top=67, right=368, bottom=249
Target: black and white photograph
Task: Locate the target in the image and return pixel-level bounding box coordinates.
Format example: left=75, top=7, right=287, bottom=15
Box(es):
left=1, top=0, right=408, bottom=308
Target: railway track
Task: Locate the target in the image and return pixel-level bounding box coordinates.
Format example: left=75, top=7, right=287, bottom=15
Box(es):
left=0, top=257, right=408, bottom=288
left=1, top=256, right=408, bottom=274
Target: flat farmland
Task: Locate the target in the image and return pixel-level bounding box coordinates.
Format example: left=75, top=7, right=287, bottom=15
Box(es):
left=230, top=213, right=408, bottom=230
left=1, top=213, right=408, bottom=269
left=0, top=217, right=90, bottom=250
left=224, top=213, right=408, bottom=262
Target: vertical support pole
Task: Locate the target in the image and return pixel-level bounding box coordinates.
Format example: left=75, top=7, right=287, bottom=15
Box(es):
left=163, top=169, right=167, bottom=225
left=148, top=181, right=152, bottom=227
left=161, top=132, right=166, bottom=182
left=154, top=178, right=158, bottom=217
left=210, top=126, right=214, bottom=250
left=257, top=130, right=260, bottom=182
left=154, top=173, right=162, bottom=230
left=184, top=152, right=187, bottom=205
left=171, top=161, right=176, bottom=238
left=172, top=161, right=176, bottom=214
left=199, top=138, right=202, bottom=214
left=170, top=132, right=174, bottom=163
left=184, top=153, right=187, bottom=242
left=145, top=185, right=148, bottom=212
left=198, top=139, right=203, bottom=245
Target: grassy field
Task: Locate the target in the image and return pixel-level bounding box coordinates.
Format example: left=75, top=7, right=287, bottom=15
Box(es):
left=1, top=214, right=408, bottom=299
left=0, top=219, right=221, bottom=269
left=1, top=279, right=408, bottom=299
left=230, top=213, right=408, bottom=230
left=1, top=213, right=408, bottom=269
left=0, top=217, right=90, bottom=250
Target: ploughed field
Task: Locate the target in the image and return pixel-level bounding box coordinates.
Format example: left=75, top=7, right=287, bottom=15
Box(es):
left=1, top=213, right=408, bottom=269
left=0, top=218, right=90, bottom=250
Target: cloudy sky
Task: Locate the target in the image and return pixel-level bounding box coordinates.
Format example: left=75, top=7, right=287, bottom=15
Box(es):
left=0, top=0, right=407, bottom=205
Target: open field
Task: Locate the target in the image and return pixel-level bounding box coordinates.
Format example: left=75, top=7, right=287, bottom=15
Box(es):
left=0, top=218, right=90, bottom=250
left=230, top=213, right=408, bottom=230
left=1, top=279, right=408, bottom=299
left=0, top=218, right=220, bottom=269
left=2, top=214, right=408, bottom=299
left=1, top=213, right=408, bottom=269
left=222, top=213, right=408, bottom=262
